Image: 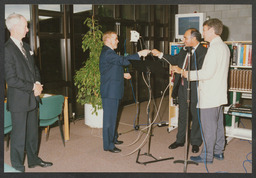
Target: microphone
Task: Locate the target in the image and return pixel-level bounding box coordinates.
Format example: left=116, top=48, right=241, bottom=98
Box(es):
left=183, top=46, right=193, bottom=53
left=183, top=46, right=193, bottom=51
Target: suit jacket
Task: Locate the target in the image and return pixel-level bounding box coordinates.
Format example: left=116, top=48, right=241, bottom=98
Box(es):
left=4, top=38, right=41, bottom=112
left=99, top=45, right=140, bottom=100
left=162, top=44, right=207, bottom=102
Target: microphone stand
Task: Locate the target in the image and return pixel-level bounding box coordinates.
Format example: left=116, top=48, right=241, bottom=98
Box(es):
left=173, top=47, right=198, bottom=172
left=119, top=42, right=144, bottom=135
left=136, top=67, right=174, bottom=165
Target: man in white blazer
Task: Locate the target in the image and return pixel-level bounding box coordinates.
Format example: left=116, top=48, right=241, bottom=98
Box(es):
left=183, top=18, right=230, bottom=163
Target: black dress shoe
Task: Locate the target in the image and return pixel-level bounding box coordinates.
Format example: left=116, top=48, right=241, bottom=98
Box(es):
left=114, top=140, right=123, bottom=145
left=109, top=147, right=121, bottom=153
left=168, top=142, right=184, bottom=149
left=28, top=160, right=53, bottom=168
left=192, top=145, right=199, bottom=153
left=214, top=153, right=224, bottom=160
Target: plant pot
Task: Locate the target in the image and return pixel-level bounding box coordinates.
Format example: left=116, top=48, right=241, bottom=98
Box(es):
left=84, top=104, right=103, bottom=128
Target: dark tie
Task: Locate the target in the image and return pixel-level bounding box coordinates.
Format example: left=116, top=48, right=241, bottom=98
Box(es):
left=20, top=42, right=28, bottom=59
left=20, top=42, right=33, bottom=72
left=184, top=55, right=189, bottom=70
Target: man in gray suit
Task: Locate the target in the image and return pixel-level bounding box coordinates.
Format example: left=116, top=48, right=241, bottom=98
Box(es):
left=4, top=13, right=52, bottom=172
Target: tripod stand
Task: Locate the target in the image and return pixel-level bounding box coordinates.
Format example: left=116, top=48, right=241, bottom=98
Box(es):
left=118, top=42, right=144, bottom=136
left=173, top=47, right=198, bottom=172
left=119, top=45, right=166, bottom=135
left=135, top=65, right=174, bottom=165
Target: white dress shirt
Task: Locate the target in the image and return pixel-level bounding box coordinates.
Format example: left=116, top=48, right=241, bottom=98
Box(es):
left=182, top=43, right=199, bottom=69
left=190, top=36, right=230, bottom=108
left=10, top=36, right=24, bottom=55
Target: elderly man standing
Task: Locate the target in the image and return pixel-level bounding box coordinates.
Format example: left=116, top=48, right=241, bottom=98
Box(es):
left=4, top=13, right=52, bottom=172
left=183, top=19, right=230, bottom=163
left=100, top=31, right=150, bottom=153
left=152, top=28, right=207, bottom=153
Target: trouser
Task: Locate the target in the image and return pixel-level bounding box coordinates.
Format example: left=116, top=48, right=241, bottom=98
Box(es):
left=10, top=108, right=41, bottom=172
left=102, top=98, right=120, bottom=150
left=199, top=106, right=225, bottom=161
left=176, top=85, right=202, bottom=146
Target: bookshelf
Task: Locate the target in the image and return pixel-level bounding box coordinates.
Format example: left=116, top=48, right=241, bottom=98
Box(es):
left=167, top=41, right=252, bottom=141
left=225, top=41, right=252, bottom=141
left=167, top=42, right=183, bottom=132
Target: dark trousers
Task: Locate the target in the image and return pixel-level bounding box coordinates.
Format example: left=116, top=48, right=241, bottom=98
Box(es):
left=10, top=108, right=41, bottom=172
left=176, top=84, right=202, bottom=146
left=102, top=98, right=120, bottom=150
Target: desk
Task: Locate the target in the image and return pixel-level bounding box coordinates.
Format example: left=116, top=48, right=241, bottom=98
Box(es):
left=5, top=95, right=70, bottom=141
left=63, top=96, right=69, bottom=141
left=168, top=66, right=178, bottom=132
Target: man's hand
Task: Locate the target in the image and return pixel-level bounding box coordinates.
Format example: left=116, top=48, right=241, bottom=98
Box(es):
left=124, top=73, right=131, bottom=80
left=138, top=49, right=151, bottom=57
left=171, top=66, right=182, bottom=74
left=33, top=83, right=43, bottom=96
left=151, top=49, right=161, bottom=57
left=183, top=71, right=188, bottom=78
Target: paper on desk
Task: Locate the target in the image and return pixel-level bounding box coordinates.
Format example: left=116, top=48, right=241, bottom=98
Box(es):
left=41, top=94, right=52, bottom=98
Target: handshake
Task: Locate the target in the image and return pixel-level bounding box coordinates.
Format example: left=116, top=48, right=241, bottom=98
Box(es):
left=137, top=49, right=151, bottom=57
left=137, top=49, right=163, bottom=58
left=137, top=49, right=189, bottom=78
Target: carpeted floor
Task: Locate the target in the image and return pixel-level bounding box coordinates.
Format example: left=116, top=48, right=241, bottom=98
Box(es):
left=3, top=96, right=252, bottom=174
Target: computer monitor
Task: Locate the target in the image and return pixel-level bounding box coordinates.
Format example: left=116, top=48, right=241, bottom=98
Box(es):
left=175, top=13, right=205, bottom=40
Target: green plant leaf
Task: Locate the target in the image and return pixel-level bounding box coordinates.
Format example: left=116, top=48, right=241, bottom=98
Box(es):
left=74, top=16, right=104, bottom=114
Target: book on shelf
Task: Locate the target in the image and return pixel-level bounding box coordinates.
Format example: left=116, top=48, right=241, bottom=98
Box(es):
left=228, top=103, right=252, bottom=114
left=169, top=41, right=208, bottom=56
left=241, top=93, right=252, bottom=99
left=239, top=45, right=244, bottom=66
left=232, top=45, right=237, bottom=65
left=231, top=43, right=252, bottom=66
left=170, top=43, right=184, bottom=56
left=248, top=45, right=252, bottom=66
left=229, top=69, right=252, bottom=91
left=229, top=107, right=252, bottom=114
left=228, top=112, right=252, bottom=118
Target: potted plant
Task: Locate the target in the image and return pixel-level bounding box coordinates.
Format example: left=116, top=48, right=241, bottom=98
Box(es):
left=74, top=16, right=104, bottom=128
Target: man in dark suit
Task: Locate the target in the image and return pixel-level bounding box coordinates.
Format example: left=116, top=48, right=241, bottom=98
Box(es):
left=152, top=28, right=207, bottom=153
left=100, top=31, right=150, bottom=153
left=4, top=13, right=52, bottom=172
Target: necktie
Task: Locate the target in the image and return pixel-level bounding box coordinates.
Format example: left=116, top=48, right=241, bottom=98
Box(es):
left=20, top=42, right=28, bottom=59
left=184, top=55, right=189, bottom=70
left=20, top=42, right=33, bottom=72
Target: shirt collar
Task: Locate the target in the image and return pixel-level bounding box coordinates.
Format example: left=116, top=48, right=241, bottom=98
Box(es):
left=10, top=36, right=22, bottom=48
left=193, top=43, right=200, bottom=50
left=210, top=36, right=222, bottom=45
left=184, top=43, right=199, bottom=53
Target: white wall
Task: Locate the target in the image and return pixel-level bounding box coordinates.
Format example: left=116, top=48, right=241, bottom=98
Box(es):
left=178, top=4, right=252, bottom=41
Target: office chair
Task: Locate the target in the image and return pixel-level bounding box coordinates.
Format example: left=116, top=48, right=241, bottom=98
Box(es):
left=39, top=95, right=65, bottom=146
left=4, top=102, right=12, bottom=150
